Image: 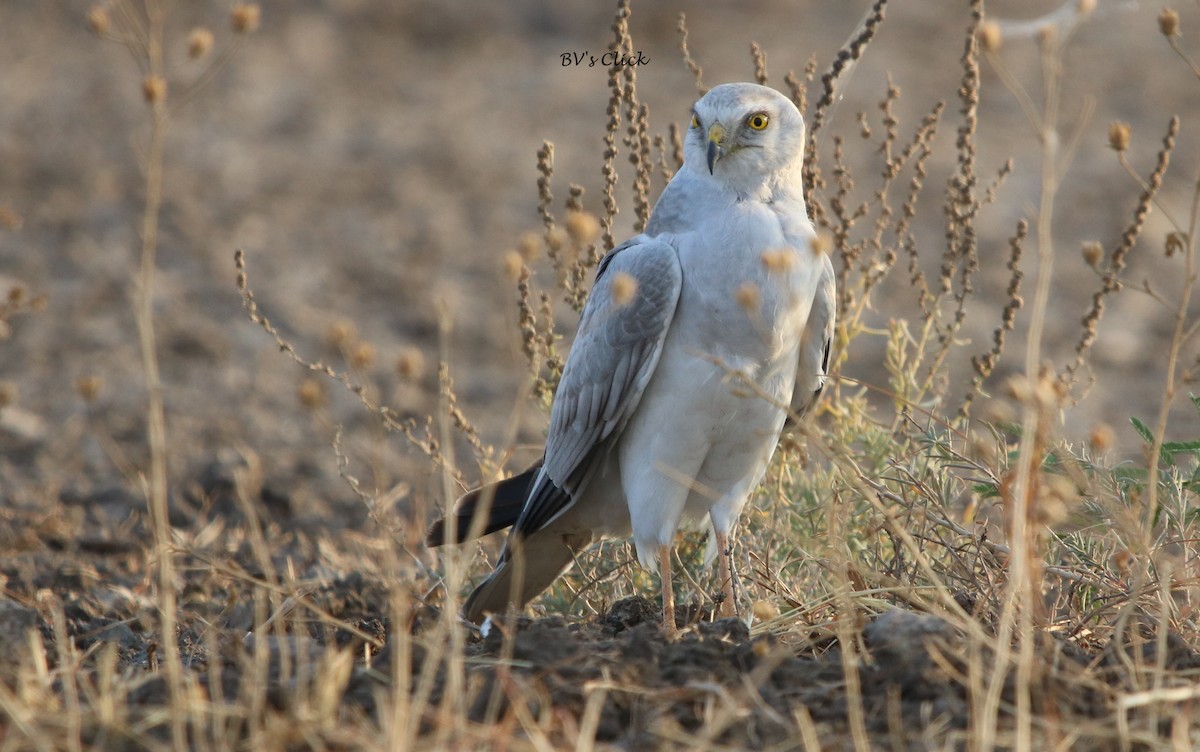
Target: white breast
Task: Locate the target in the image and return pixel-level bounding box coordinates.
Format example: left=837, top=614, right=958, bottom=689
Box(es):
left=615, top=193, right=820, bottom=566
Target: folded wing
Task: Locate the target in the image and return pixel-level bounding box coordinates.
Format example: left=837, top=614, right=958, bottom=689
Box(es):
left=788, top=251, right=835, bottom=424
left=512, top=236, right=684, bottom=537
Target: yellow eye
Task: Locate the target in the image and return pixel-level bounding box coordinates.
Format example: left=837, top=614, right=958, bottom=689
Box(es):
left=746, top=112, right=769, bottom=131
left=690, top=114, right=700, bottom=129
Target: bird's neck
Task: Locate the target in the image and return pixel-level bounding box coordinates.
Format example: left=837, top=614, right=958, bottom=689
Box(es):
left=706, top=161, right=806, bottom=208
left=762, top=167, right=807, bottom=207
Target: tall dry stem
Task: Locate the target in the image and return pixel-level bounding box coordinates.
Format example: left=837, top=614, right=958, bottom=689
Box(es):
left=975, top=4, right=1096, bottom=749
left=122, top=3, right=186, bottom=748
left=89, top=3, right=262, bottom=746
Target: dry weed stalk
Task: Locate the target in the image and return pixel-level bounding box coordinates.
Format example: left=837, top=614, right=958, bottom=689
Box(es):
left=783, top=0, right=1038, bottom=420
left=613, top=1, right=653, bottom=234
left=0, top=284, right=46, bottom=343
left=566, top=185, right=604, bottom=292
left=972, top=3, right=1105, bottom=749
left=960, top=219, right=1027, bottom=418
left=127, top=13, right=182, bottom=746
left=211, top=1, right=1200, bottom=748
left=535, top=142, right=561, bottom=274
left=85, top=2, right=260, bottom=748
left=655, top=127, right=680, bottom=182
left=910, top=1, right=1011, bottom=410
left=676, top=12, right=706, bottom=96
left=1119, top=23, right=1200, bottom=545
left=234, top=250, right=479, bottom=490
left=783, top=56, right=818, bottom=118
left=834, top=99, right=944, bottom=344
left=750, top=42, right=769, bottom=85
left=1066, top=118, right=1178, bottom=386
left=599, top=7, right=627, bottom=253
left=802, top=0, right=889, bottom=227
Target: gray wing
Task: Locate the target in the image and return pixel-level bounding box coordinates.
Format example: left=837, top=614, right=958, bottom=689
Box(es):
left=512, top=236, right=683, bottom=537
left=788, top=252, right=835, bottom=422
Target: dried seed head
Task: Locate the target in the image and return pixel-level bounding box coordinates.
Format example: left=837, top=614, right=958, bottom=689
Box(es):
left=1003, top=374, right=1032, bottom=403
left=809, top=233, right=831, bottom=256
left=516, top=231, right=540, bottom=261
left=297, top=378, right=325, bottom=409
left=751, top=600, right=779, bottom=621
left=1045, top=474, right=1077, bottom=502
left=760, top=248, right=794, bottom=273
left=960, top=494, right=978, bottom=526
left=230, top=3, right=261, bottom=33
left=1089, top=422, right=1115, bottom=452
left=735, top=282, right=760, bottom=311
left=325, top=320, right=356, bottom=348
left=502, top=250, right=524, bottom=281
left=968, top=432, right=996, bottom=464
left=545, top=226, right=567, bottom=253
left=75, top=375, right=103, bottom=403
left=0, top=382, right=15, bottom=409
left=1081, top=241, right=1103, bottom=268
left=1166, top=232, right=1185, bottom=257
left=979, top=21, right=1003, bottom=52
left=1110, top=548, right=1133, bottom=576
left=395, top=347, right=425, bottom=381
left=779, top=434, right=802, bottom=455
left=188, top=28, right=214, bottom=59
left=1034, top=371, right=1066, bottom=409
left=350, top=342, right=376, bottom=369
left=564, top=211, right=600, bottom=246
left=1076, top=0, right=1096, bottom=17
left=1036, top=23, right=1056, bottom=48
left=142, top=75, right=167, bottom=104
left=0, top=206, right=23, bottom=230
left=1108, top=122, right=1131, bottom=152
left=7, top=286, right=24, bottom=305
left=86, top=6, right=110, bottom=36
left=1036, top=475, right=1074, bottom=526
left=610, top=272, right=638, bottom=307
left=0, top=321, right=9, bottom=341
left=1159, top=7, right=1180, bottom=37
left=984, top=399, right=1015, bottom=424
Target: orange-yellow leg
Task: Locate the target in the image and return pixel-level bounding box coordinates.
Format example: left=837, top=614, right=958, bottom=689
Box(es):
left=660, top=545, right=677, bottom=637
left=715, top=531, right=735, bottom=618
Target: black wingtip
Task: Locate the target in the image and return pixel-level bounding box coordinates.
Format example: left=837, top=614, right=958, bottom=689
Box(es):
left=425, top=519, right=449, bottom=548
left=423, top=464, right=542, bottom=548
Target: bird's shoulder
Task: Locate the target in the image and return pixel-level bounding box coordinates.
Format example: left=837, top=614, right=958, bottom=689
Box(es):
left=594, top=232, right=681, bottom=284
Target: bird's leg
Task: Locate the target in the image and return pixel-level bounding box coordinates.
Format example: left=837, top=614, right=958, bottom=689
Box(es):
left=659, top=544, right=677, bottom=637
left=715, top=531, right=736, bottom=619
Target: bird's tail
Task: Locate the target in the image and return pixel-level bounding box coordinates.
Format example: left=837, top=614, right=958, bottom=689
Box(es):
left=425, top=464, right=540, bottom=546
left=460, top=528, right=591, bottom=624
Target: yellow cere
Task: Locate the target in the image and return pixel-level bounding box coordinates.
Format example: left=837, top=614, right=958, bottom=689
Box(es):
left=691, top=114, right=700, bottom=129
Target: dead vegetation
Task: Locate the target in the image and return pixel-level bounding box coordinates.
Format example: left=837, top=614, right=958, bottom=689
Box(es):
left=3, top=0, right=1200, bottom=749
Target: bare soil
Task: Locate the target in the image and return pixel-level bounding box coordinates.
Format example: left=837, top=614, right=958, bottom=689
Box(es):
left=3, top=1, right=1200, bottom=749
left=6, top=496, right=1177, bottom=749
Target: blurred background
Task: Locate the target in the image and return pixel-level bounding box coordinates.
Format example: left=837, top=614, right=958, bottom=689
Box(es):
left=1, top=0, right=1197, bottom=521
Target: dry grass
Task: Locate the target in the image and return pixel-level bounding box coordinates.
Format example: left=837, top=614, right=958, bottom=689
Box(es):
left=4, top=0, right=1200, bottom=750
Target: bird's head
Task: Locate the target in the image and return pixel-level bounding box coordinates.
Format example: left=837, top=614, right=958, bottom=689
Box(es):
left=684, top=83, right=806, bottom=189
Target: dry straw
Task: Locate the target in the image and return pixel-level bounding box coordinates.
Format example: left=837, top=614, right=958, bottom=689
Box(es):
left=12, top=0, right=1200, bottom=749
left=209, top=0, right=1200, bottom=745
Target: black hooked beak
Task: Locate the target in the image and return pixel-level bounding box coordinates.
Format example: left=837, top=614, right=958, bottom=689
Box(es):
left=706, top=123, right=726, bottom=175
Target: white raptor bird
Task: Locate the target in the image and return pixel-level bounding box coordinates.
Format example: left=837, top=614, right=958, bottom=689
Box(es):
left=427, top=82, right=835, bottom=635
